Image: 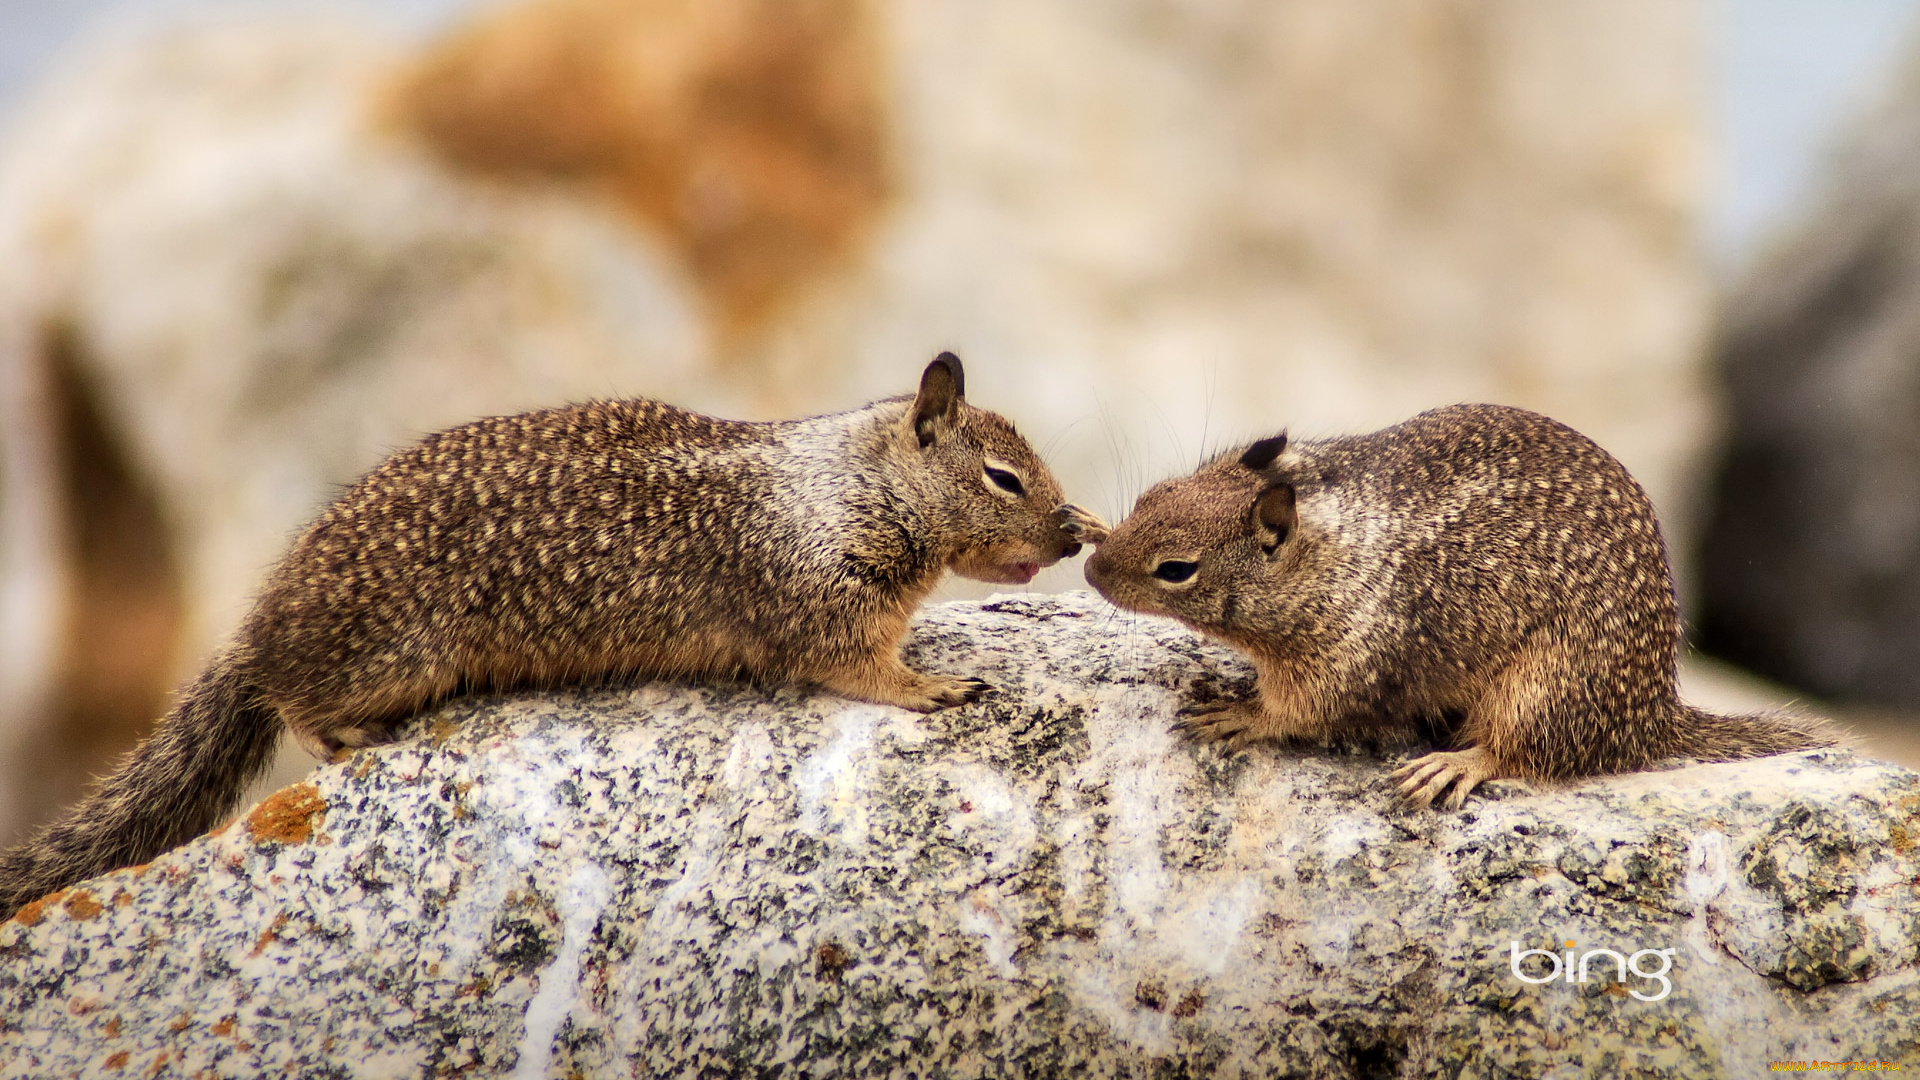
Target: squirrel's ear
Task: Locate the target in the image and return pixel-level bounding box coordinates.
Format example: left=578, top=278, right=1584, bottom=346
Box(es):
left=912, top=352, right=966, bottom=447
left=1239, top=434, right=1288, bottom=471
left=1248, top=483, right=1296, bottom=555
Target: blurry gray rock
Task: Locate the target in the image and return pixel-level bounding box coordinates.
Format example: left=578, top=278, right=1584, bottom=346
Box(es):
left=1700, top=41, right=1920, bottom=708
left=3, top=594, right=1915, bottom=1077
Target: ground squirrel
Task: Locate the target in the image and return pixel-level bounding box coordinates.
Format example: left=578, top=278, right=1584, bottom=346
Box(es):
left=1084, top=403, right=1837, bottom=808
left=0, top=353, right=1104, bottom=916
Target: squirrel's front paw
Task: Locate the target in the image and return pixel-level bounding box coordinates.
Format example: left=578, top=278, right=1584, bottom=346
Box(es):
left=821, top=663, right=993, bottom=712
left=1170, top=702, right=1270, bottom=752
left=1054, top=503, right=1111, bottom=548
left=896, top=674, right=994, bottom=712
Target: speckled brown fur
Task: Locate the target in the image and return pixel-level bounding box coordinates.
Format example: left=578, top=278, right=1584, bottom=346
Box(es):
left=0, top=354, right=1102, bottom=917
left=1085, top=404, right=1837, bottom=808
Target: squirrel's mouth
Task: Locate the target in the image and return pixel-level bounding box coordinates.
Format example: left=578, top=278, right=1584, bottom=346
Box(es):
left=975, top=561, right=1042, bottom=585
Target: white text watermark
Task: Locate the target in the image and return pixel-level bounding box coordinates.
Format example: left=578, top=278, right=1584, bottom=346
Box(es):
left=1508, top=939, right=1676, bottom=1002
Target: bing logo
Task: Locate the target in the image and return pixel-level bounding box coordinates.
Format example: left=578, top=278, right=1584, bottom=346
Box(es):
left=1508, top=939, right=1677, bottom=1002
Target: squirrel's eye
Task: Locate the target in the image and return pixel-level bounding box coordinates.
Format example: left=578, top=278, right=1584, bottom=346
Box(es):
left=1152, top=560, right=1198, bottom=584
left=984, top=466, right=1025, bottom=496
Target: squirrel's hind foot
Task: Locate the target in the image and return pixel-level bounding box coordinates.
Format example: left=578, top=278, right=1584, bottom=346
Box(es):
left=291, top=717, right=412, bottom=763
left=1393, top=747, right=1501, bottom=809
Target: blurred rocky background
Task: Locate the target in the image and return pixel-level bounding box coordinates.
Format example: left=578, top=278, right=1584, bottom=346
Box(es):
left=1699, top=21, right=1920, bottom=718
left=0, top=0, right=1916, bottom=846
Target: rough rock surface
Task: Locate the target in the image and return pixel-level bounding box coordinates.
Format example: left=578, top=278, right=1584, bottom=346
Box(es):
left=1699, top=31, right=1920, bottom=709
left=3, top=595, right=1916, bottom=1077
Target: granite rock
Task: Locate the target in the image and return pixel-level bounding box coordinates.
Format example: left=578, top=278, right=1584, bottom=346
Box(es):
left=3, top=595, right=1916, bottom=1077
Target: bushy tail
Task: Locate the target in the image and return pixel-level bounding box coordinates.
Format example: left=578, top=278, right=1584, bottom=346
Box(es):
left=0, top=651, right=280, bottom=919
left=1667, top=704, right=1842, bottom=763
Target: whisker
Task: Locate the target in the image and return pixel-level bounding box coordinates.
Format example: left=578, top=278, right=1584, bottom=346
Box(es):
left=1198, top=362, right=1219, bottom=466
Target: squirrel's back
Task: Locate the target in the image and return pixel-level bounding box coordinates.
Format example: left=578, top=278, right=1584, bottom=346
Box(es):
left=245, top=397, right=926, bottom=722
left=1297, top=404, right=1681, bottom=747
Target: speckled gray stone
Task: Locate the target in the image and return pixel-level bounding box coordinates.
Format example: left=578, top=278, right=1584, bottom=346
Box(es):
left=3, top=593, right=1917, bottom=1078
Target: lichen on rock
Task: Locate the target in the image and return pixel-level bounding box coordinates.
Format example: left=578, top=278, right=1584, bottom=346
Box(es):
left=2, top=594, right=1916, bottom=1076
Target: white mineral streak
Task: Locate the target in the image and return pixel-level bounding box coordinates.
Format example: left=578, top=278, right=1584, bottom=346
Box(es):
left=513, top=862, right=612, bottom=1080
left=956, top=883, right=1021, bottom=980
left=1, top=595, right=1915, bottom=1078
left=1683, top=829, right=1729, bottom=966
left=794, top=706, right=895, bottom=845
left=440, top=728, right=584, bottom=980
left=1680, top=829, right=1771, bottom=1076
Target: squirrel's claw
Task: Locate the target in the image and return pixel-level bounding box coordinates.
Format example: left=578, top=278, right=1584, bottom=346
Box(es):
left=1053, top=504, right=1111, bottom=547
left=954, top=677, right=994, bottom=703
left=925, top=675, right=994, bottom=709
left=1392, top=748, right=1496, bottom=809
left=875, top=673, right=996, bottom=712
left=1169, top=702, right=1261, bottom=749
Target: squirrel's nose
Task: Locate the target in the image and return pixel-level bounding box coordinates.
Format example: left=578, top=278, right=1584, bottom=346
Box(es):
left=1084, top=546, right=1110, bottom=586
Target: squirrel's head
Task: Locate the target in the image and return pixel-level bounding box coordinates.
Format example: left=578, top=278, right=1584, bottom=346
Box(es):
left=902, top=353, right=1105, bottom=585
left=1084, top=434, right=1298, bottom=630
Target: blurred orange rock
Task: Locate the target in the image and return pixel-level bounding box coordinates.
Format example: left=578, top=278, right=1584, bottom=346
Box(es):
left=383, top=0, right=892, bottom=339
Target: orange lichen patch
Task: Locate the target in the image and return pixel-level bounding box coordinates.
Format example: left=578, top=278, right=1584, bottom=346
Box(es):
left=380, top=0, right=892, bottom=339
left=450, top=778, right=477, bottom=820
left=250, top=912, right=293, bottom=958
left=168, top=1013, right=192, bottom=1032
left=211, top=1016, right=235, bottom=1038
left=1893, top=821, right=1915, bottom=855
left=425, top=717, right=461, bottom=748
left=11, top=889, right=67, bottom=927
left=244, top=783, right=328, bottom=846
left=144, top=1050, right=171, bottom=1077
left=112, top=890, right=132, bottom=907
left=104, top=1016, right=122, bottom=1038
left=103, top=1051, right=130, bottom=1071
left=62, top=890, right=103, bottom=920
